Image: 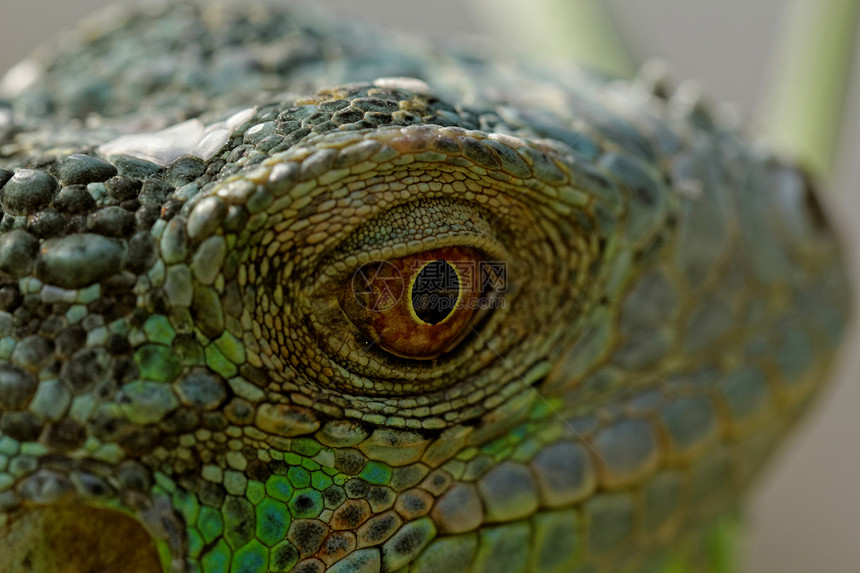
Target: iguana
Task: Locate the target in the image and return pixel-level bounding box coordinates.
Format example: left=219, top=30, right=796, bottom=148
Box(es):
left=0, top=1, right=851, bottom=572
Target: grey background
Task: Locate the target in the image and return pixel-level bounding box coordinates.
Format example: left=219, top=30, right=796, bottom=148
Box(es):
left=1, top=1, right=858, bottom=572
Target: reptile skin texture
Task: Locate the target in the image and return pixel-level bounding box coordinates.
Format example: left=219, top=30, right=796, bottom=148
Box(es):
left=0, top=2, right=850, bottom=572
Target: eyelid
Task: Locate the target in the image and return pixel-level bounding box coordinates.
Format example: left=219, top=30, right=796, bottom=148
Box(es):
left=306, top=198, right=511, bottom=297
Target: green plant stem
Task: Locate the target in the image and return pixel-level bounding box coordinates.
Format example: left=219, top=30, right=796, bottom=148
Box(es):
left=760, top=0, right=860, bottom=183
left=469, top=0, right=635, bottom=79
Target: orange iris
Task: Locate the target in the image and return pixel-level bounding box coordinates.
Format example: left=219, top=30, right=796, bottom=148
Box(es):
left=340, top=246, right=491, bottom=359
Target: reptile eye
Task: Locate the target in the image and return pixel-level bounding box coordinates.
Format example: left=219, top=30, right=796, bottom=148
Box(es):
left=340, top=246, right=499, bottom=360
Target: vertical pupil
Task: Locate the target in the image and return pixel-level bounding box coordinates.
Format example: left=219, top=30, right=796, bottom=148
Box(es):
left=411, top=260, right=460, bottom=325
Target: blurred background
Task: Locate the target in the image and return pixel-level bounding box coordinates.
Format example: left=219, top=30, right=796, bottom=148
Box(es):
left=0, top=1, right=857, bottom=571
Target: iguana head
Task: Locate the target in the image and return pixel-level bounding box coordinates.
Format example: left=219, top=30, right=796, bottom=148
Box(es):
left=0, top=2, right=850, bottom=572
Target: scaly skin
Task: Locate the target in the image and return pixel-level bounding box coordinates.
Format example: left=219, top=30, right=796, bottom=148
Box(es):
left=0, top=2, right=850, bottom=572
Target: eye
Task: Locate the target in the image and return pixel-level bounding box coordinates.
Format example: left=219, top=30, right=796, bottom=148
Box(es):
left=339, top=246, right=501, bottom=360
